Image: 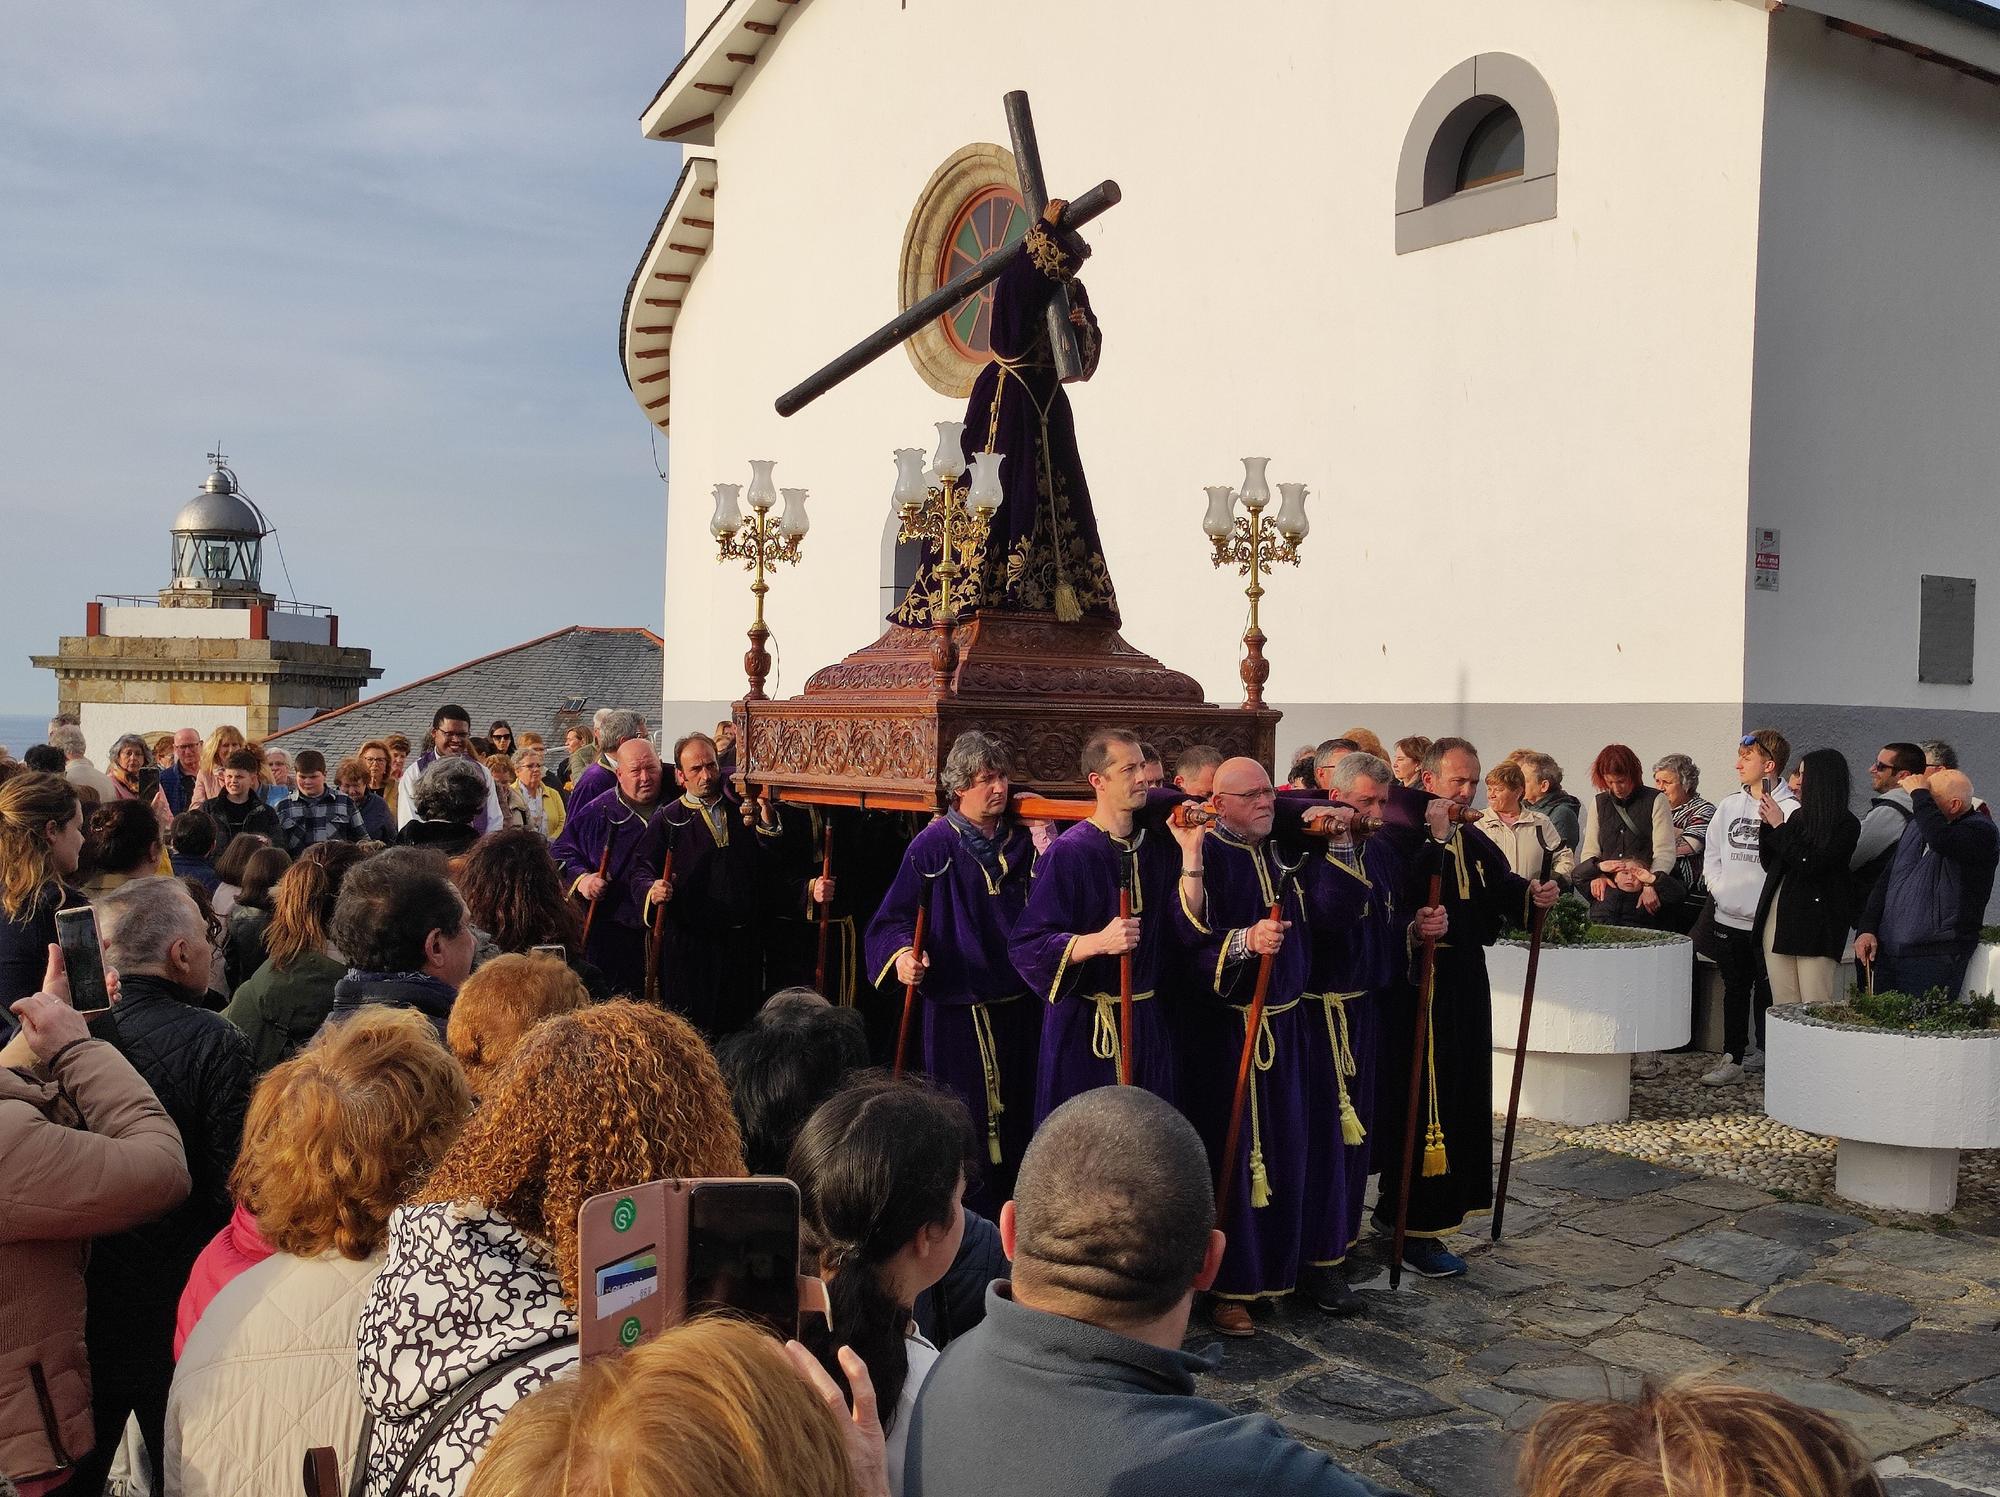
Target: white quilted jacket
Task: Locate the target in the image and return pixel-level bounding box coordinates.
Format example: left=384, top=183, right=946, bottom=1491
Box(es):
left=163, top=1249, right=382, bottom=1497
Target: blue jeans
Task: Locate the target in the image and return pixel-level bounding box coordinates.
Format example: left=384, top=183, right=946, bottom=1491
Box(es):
left=1877, top=949, right=1972, bottom=1001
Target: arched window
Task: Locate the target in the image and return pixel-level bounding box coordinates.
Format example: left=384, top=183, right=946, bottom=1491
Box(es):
left=899, top=144, right=1024, bottom=398
left=1396, top=55, right=1558, bottom=254
left=939, top=185, right=1030, bottom=359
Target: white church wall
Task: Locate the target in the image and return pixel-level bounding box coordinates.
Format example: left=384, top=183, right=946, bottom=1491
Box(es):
left=80, top=702, right=244, bottom=750
left=657, top=0, right=1770, bottom=768
left=1744, top=11, right=2000, bottom=779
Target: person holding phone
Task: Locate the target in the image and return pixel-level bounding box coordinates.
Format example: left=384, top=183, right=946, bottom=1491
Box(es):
left=355, top=1002, right=744, bottom=1497
left=3, top=948, right=190, bottom=1497
left=0, top=772, right=87, bottom=1029
left=1754, top=748, right=1860, bottom=1010
left=792, top=1077, right=974, bottom=1496
left=1698, top=729, right=1797, bottom=1087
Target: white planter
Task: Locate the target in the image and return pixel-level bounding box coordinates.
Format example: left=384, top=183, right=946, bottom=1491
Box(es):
left=1765, top=1006, right=2000, bottom=1213
left=1963, top=943, right=2000, bottom=997
left=1488, top=933, right=1693, bottom=1126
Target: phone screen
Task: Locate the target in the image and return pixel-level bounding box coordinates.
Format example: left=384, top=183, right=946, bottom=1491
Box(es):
left=54, top=906, right=111, bottom=1013
left=531, top=944, right=566, bottom=959
left=685, top=1180, right=800, bottom=1340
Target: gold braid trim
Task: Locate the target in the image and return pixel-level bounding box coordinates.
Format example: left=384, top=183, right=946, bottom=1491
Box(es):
left=1023, top=222, right=1071, bottom=280
left=1313, top=992, right=1367, bottom=1146
left=971, top=1001, right=1006, bottom=1165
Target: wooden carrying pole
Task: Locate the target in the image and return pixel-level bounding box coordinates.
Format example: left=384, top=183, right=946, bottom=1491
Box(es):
left=1215, top=898, right=1283, bottom=1238
left=813, top=820, right=834, bottom=995
left=644, top=851, right=675, bottom=1007
left=1389, top=871, right=1444, bottom=1291
left=892, top=905, right=928, bottom=1078
left=578, top=839, right=614, bottom=950
left=1491, top=844, right=1553, bottom=1241
left=1117, top=883, right=1134, bottom=1086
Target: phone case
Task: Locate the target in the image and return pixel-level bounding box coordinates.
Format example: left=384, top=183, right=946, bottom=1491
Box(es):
left=577, top=1177, right=828, bottom=1359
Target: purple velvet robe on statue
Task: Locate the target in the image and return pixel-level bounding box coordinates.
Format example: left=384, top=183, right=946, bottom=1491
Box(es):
left=1172, top=828, right=1314, bottom=1300
left=1011, top=819, right=1180, bottom=1119
left=549, top=788, right=659, bottom=1000
left=865, top=814, right=1041, bottom=1210
left=889, top=217, right=1118, bottom=627
left=632, top=791, right=784, bottom=1036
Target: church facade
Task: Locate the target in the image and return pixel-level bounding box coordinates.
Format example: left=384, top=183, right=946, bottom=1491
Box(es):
left=624, top=0, right=2000, bottom=784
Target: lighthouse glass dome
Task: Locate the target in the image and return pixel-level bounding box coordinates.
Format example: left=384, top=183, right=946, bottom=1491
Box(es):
left=170, top=462, right=266, bottom=594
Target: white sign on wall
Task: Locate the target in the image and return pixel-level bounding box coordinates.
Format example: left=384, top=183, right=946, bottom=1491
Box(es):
left=1753, top=526, right=1780, bottom=592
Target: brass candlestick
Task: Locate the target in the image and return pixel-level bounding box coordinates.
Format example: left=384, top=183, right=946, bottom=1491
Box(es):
left=712, top=461, right=809, bottom=700
left=1203, top=458, right=1309, bottom=709
left=890, top=425, right=1003, bottom=697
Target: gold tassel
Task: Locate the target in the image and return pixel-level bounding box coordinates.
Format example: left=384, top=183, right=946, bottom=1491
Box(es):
left=988, top=1118, right=1003, bottom=1166
left=1423, top=1133, right=1449, bottom=1177
left=1054, top=580, right=1082, bottom=623
left=1340, top=1091, right=1367, bottom=1147
left=1421, top=1009, right=1448, bottom=1176
left=1250, top=1148, right=1272, bottom=1208
left=1321, top=995, right=1368, bottom=1147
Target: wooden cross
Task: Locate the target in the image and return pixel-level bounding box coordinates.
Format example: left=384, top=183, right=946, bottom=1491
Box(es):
left=775, top=90, right=1119, bottom=417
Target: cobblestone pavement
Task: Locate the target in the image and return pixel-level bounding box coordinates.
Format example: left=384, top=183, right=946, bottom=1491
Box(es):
left=1192, top=1124, right=2000, bottom=1496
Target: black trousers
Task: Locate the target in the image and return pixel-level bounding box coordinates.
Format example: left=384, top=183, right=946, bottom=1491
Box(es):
left=1709, top=920, right=1772, bottom=1062
left=65, top=1292, right=176, bottom=1496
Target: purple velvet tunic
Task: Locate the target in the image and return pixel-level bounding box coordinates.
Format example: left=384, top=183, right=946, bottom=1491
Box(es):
left=866, top=815, right=1041, bottom=1208
left=1372, top=784, right=1533, bottom=1238
left=568, top=758, right=613, bottom=813
left=549, top=787, right=660, bottom=999
left=1171, top=826, right=1315, bottom=1299
left=1010, top=819, right=1180, bottom=1119
left=632, top=792, right=785, bottom=1035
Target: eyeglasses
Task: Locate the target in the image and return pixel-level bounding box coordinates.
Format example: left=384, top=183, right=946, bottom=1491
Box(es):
left=1872, top=762, right=1896, bottom=774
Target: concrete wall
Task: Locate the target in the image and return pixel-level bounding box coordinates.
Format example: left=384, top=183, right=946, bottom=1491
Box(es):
left=653, top=0, right=1770, bottom=753
left=80, top=702, right=245, bottom=750
left=100, top=606, right=332, bottom=645
left=1744, top=10, right=2000, bottom=781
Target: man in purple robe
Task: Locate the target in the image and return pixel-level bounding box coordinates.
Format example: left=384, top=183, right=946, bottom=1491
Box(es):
left=1010, top=729, right=1205, bottom=1119
left=1169, top=756, right=1318, bottom=1338
left=1373, top=737, right=1559, bottom=1280
left=567, top=708, right=648, bottom=814
left=1294, top=749, right=1422, bottom=1315
left=890, top=199, right=1117, bottom=627
left=549, top=736, right=666, bottom=999
left=867, top=731, right=1040, bottom=1210
left=635, top=731, right=785, bottom=1035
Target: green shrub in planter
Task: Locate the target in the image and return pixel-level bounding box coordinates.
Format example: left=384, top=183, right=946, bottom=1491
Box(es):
left=1824, top=985, right=1999, bottom=1032
left=1499, top=893, right=1673, bottom=949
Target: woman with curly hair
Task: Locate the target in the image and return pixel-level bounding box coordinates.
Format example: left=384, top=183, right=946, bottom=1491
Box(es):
left=224, top=841, right=375, bottom=1071
left=165, top=1007, right=472, bottom=1497
left=445, top=953, right=591, bottom=1096
left=355, top=1000, right=745, bottom=1497
left=454, top=828, right=606, bottom=997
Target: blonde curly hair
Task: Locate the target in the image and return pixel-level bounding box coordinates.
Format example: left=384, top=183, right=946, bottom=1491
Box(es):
left=231, top=1006, right=472, bottom=1259
left=446, top=952, right=591, bottom=1094
left=415, top=1000, right=745, bottom=1303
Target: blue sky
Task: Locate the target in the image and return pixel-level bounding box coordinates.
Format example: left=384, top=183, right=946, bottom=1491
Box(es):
left=0, top=3, right=686, bottom=712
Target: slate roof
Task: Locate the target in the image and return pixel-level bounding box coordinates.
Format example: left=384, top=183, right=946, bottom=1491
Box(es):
left=267, top=625, right=662, bottom=760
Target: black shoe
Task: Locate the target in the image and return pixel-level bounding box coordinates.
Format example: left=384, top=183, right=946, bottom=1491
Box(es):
left=1400, top=1240, right=1467, bottom=1278
left=1300, top=1265, right=1363, bottom=1316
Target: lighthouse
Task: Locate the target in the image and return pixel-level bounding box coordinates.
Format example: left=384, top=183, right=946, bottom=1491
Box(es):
left=32, top=450, right=380, bottom=746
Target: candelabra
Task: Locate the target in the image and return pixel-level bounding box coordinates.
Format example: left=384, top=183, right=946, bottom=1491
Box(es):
left=712, top=459, right=810, bottom=700
left=890, top=421, right=1005, bottom=696
left=1202, top=457, right=1310, bottom=709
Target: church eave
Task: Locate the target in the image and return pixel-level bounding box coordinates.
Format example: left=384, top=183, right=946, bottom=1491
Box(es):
left=638, top=0, right=806, bottom=144
left=620, top=155, right=718, bottom=433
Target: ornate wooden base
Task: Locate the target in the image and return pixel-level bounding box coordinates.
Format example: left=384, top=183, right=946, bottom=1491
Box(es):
left=734, top=611, right=1280, bottom=809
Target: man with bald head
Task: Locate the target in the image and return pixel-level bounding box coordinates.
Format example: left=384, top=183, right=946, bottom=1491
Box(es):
left=551, top=735, right=667, bottom=997
left=904, top=1087, right=1386, bottom=1497
left=634, top=730, right=785, bottom=1032
left=1857, top=765, right=1999, bottom=1000
left=1170, top=756, right=1328, bottom=1335
left=1372, top=737, right=1559, bottom=1279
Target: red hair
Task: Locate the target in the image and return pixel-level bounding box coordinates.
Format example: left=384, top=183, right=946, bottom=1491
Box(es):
left=1591, top=744, right=1645, bottom=791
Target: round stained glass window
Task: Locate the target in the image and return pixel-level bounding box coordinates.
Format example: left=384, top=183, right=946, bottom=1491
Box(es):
left=938, top=185, right=1029, bottom=359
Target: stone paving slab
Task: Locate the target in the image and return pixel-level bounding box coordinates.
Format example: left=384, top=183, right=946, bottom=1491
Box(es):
left=1736, top=1201, right=1872, bottom=1248
left=1661, top=1228, right=1819, bottom=1285
left=1762, top=1281, right=1919, bottom=1340
left=1514, top=1148, right=1694, bottom=1200
left=1568, top=1199, right=1725, bottom=1247
left=1633, top=1307, right=1850, bottom=1376
left=1846, top=1331, right=2000, bottom=1400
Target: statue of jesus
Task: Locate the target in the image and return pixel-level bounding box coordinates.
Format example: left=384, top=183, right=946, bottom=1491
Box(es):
left=890, top=199, right=1120, bottom=628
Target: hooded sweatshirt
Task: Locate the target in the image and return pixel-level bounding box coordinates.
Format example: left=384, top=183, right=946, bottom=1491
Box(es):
left=354, top=1201, right=577, bottom=1497
left=1702, top=782, right=1797, bottom=930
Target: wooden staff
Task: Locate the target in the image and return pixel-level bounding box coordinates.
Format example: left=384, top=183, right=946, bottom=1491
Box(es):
left=1492, top=843, right=1553, bottom=1241
left=1216, top=896, right=1285, bottom=1239
left=813, top=818, right=835, bottom=996
left=1389, top=870, right=1444, bottom=1291
left=644, top=851, right=675, bottom=1006
left=1117, top=881, right=1134, bottom=1086
left=577, top=838, right=613, bottom=950
left=892, top=904, right=928, bottom=1078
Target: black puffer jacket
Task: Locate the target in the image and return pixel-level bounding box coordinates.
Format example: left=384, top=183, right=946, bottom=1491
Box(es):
left=89, top=975, right=254, bottom=1308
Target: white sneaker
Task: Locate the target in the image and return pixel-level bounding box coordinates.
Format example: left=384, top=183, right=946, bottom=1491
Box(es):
left=1631, top=1052, right=1665, bottom=1080
left=1700, top=1061, right=1744, bottom=1087
left=1742, top=1048, right=1765, bottom=1075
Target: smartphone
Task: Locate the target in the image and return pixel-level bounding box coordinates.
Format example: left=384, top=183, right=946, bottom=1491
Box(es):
left=531, top=944, right=566, bottom=959
left=685, top=1179, right=802, bottom=1341
left=54, top=906, right=111, bottom=1013
left=1761, top=774, right=1778, bottom=798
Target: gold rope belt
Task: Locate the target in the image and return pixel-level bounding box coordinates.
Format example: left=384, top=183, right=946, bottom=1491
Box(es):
left=825, top=914, right=859, bottom=1007
left=1307, top=992, right=1368, bottom=1147
left=1086, top=989, right=1156, bottom=1077
left=967, top=996, right=1024, bottom=1166
left=1236, top=995, right=1299, bottom=1210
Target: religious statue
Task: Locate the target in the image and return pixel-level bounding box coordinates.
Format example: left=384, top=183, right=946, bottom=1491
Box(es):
left=890, top=199, right=1120, bottom=629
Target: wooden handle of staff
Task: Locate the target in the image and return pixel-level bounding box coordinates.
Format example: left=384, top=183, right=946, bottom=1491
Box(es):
left=892, top=905, right=928, bottom=1079
left=814, top=821, right=834, bottom=995
left=578, top=839, right=613, bottom=949
left=645, top=851, right=674, bottom=1006
left=1117, top=887, right=1134, bottom=1086
left=1216, top=899, right=1282, bottom=1238
left=1389, top=872, right=1444, bottom=1291
left=1491, top=897, right=1546, bottom=1241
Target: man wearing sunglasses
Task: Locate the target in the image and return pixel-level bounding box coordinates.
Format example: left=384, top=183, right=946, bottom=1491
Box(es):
left=1850, top=743, right=1926, bottom=915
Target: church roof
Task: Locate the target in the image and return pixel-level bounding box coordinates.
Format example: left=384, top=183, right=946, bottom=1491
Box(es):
left=639, top=0, right=803, bottom=145
left=618, top=155, right=717, bottom=431
left=265, top=624, right=663, bottom=759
